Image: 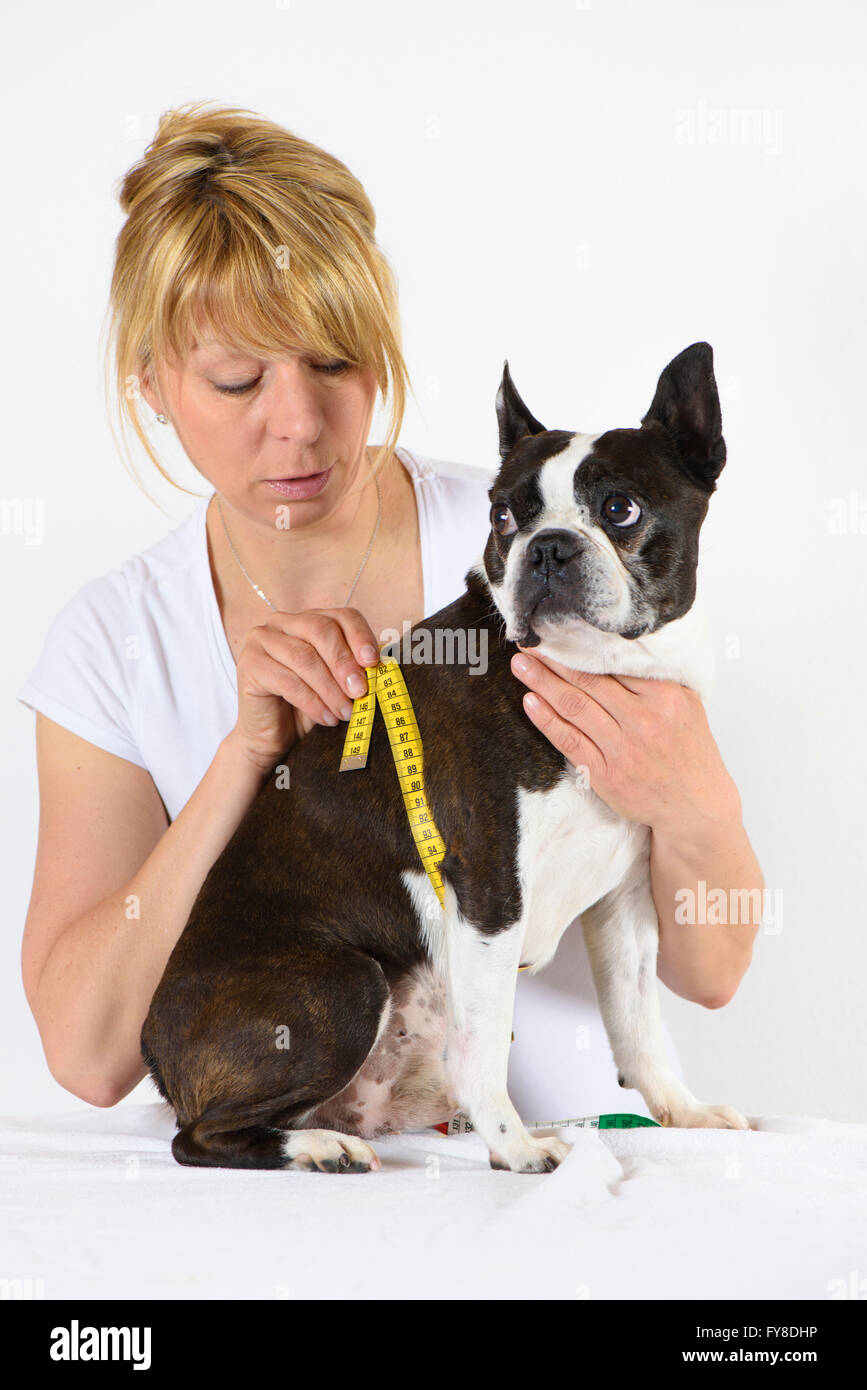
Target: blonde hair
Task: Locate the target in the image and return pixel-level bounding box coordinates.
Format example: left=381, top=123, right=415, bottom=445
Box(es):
left=102, top=100, right=410, bottom=502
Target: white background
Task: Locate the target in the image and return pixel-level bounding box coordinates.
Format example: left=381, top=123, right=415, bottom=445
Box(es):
left=2, top=0, right=865, bottom=1121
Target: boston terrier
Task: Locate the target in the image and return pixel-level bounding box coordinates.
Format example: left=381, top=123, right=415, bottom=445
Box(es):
left=141, top=341, right=749, bottom=1175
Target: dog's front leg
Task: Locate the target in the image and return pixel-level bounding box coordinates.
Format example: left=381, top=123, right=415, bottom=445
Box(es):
left=443, top=911, right=571, bottom=1172
left=580, top=860, right=749, bottom=1130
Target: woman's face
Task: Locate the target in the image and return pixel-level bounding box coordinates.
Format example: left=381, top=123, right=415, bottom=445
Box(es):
left=141, top=339, right=379, bottom=527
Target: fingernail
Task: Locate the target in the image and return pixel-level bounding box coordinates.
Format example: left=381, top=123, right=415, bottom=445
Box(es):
left=524, top=692, right=539, bottom=709
left=360, top=643, right=378, bottom=663
left=341, top=702, right=353, bottom=720
left=322, top=710, right=338, bottom=726
left=513, top=655, right=531, bottom=673
left=347, top=672, right=368, bottom=696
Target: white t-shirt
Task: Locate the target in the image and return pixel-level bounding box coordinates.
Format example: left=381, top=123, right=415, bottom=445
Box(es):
left=18, top=444, right=684, bottom=1121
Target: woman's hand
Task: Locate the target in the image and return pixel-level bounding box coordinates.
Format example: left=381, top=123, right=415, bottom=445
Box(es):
left=509, top=646, right=741, bottom=838
left=230, top=608, right=381, bottom=772
left=509, top=645, right=763, bottom=1005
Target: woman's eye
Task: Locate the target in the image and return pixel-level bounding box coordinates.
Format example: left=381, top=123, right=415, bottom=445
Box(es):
left=602, top=494, right=641, bottom=527
left=213, top=360, right=350, bottom=395
left=491, top=503, right=518, bottom=536
left=214, top=379, right=259, bottom=395
left=312, top=359, right=352, bottom=375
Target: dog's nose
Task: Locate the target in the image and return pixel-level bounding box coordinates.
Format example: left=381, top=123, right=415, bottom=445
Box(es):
left=529, top=529, right=582, bottom=572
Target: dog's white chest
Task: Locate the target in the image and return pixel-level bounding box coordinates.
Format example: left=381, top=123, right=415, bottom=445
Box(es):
left=515, top=772, right=650, bottom=971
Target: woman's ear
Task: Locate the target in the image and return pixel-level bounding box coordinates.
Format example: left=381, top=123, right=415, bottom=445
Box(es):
left=133, top=362, right=165, bottom=419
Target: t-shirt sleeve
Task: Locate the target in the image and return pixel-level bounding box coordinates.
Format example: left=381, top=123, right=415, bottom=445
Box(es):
left=17, top=571, right=147, bottom=768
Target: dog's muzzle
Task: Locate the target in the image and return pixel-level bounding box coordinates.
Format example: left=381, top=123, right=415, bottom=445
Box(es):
left=511, top=528, right=587, bottom=646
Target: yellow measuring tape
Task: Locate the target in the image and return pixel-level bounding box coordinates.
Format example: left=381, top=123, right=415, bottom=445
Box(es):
left=339, top=653, right=447, bottom=909
left=337, top=652, right=531, bottom=987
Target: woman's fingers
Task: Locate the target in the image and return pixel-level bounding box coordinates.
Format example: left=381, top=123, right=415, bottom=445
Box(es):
left=520, top=686, right=610, bottom=783
left=511, top=651, right=627, bottom=745
left=231, top=607, right=382, bottom=768
left=256, top=627, right=357, bottom=723
left=272, top=608, right=381, bottom=699
left=236, top=606, right=382, bottom=749
left=244, top=647, right=342, bottom=730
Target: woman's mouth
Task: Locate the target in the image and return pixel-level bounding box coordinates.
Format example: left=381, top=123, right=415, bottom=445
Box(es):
left=265, top=467, right=332, bottom=500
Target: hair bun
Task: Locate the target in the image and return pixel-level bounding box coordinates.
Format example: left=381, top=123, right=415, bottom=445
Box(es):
left=117, top=101, right=248, bottom=213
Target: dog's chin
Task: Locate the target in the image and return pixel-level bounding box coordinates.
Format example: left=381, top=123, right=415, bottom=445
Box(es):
left=507, top=599, right=651, bottom=648
left=509, top=619, right=543, bottom=648
left=506, top=594, right=558, bottom=647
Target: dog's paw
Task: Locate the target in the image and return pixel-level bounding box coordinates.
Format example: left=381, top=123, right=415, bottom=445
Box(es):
left=489, top=1132, right=572, bottom=1174
left=656, top=1101, right=750, bottom=1131
left=282, top=1129, right=381, bottom=1172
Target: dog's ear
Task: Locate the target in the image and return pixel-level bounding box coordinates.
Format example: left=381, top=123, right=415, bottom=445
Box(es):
left=496, top=361, right=547, bottom=460
left=641, top=342, right=726, bottom=491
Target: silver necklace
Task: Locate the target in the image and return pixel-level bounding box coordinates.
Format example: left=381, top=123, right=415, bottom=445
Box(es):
left=215, top=472, right=382, bottom=610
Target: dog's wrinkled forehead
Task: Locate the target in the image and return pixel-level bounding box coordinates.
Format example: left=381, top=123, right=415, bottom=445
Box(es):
left=488, top=429, right=575, bottom=528
left=491, top=423, right=695, bottom=533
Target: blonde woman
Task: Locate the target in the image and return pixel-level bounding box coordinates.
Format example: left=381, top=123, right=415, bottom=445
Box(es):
left=18, top=102, right=762, bottom=1129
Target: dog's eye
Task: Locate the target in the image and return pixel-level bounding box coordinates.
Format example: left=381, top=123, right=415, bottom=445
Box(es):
left=491, top=504, right=518, bottom=536
left=602, top=494, right=641, bottom=527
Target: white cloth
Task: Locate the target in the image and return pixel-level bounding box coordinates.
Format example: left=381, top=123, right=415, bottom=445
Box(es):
left=1, top=1102, right=862, bottom=1299
left=17, top=444, right=684, bottom=1120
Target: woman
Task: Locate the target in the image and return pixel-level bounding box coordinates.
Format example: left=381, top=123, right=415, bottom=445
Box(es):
left=18, top=102, right=762, bottom=1126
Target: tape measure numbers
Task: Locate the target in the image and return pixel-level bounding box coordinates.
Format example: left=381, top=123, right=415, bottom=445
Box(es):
left=339, top=654, right=447, bottom=909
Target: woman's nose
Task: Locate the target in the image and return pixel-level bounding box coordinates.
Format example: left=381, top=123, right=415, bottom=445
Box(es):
left=261, top=360, right=325, bottom=442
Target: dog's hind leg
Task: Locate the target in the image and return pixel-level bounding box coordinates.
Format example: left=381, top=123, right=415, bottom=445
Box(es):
left=143, top=937, right=394, bottom=1172
left=580, top=867, right=750, bottom=1130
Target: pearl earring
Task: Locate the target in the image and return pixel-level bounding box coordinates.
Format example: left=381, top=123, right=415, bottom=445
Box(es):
left=156, top=413, right=168, bottom=425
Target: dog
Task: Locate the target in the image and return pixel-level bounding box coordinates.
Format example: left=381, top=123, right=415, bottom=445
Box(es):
left=141, top=340, right=749, bottom=1175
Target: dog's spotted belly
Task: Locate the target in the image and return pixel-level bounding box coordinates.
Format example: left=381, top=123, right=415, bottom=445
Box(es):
left=305, top=963, right=457, bottom=1139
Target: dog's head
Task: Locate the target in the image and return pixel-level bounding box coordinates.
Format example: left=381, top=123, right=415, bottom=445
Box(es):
left=482, top=342, right=726, bottom=649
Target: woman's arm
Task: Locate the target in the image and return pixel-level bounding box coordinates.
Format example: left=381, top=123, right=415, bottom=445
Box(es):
left=508, top=648, right=763, bottom=1008
left=650, top=809, right=763, bottom=1007
left=22, top=605, right=382, bottom=1107
left=22, top=715, right=269, bottom=1106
